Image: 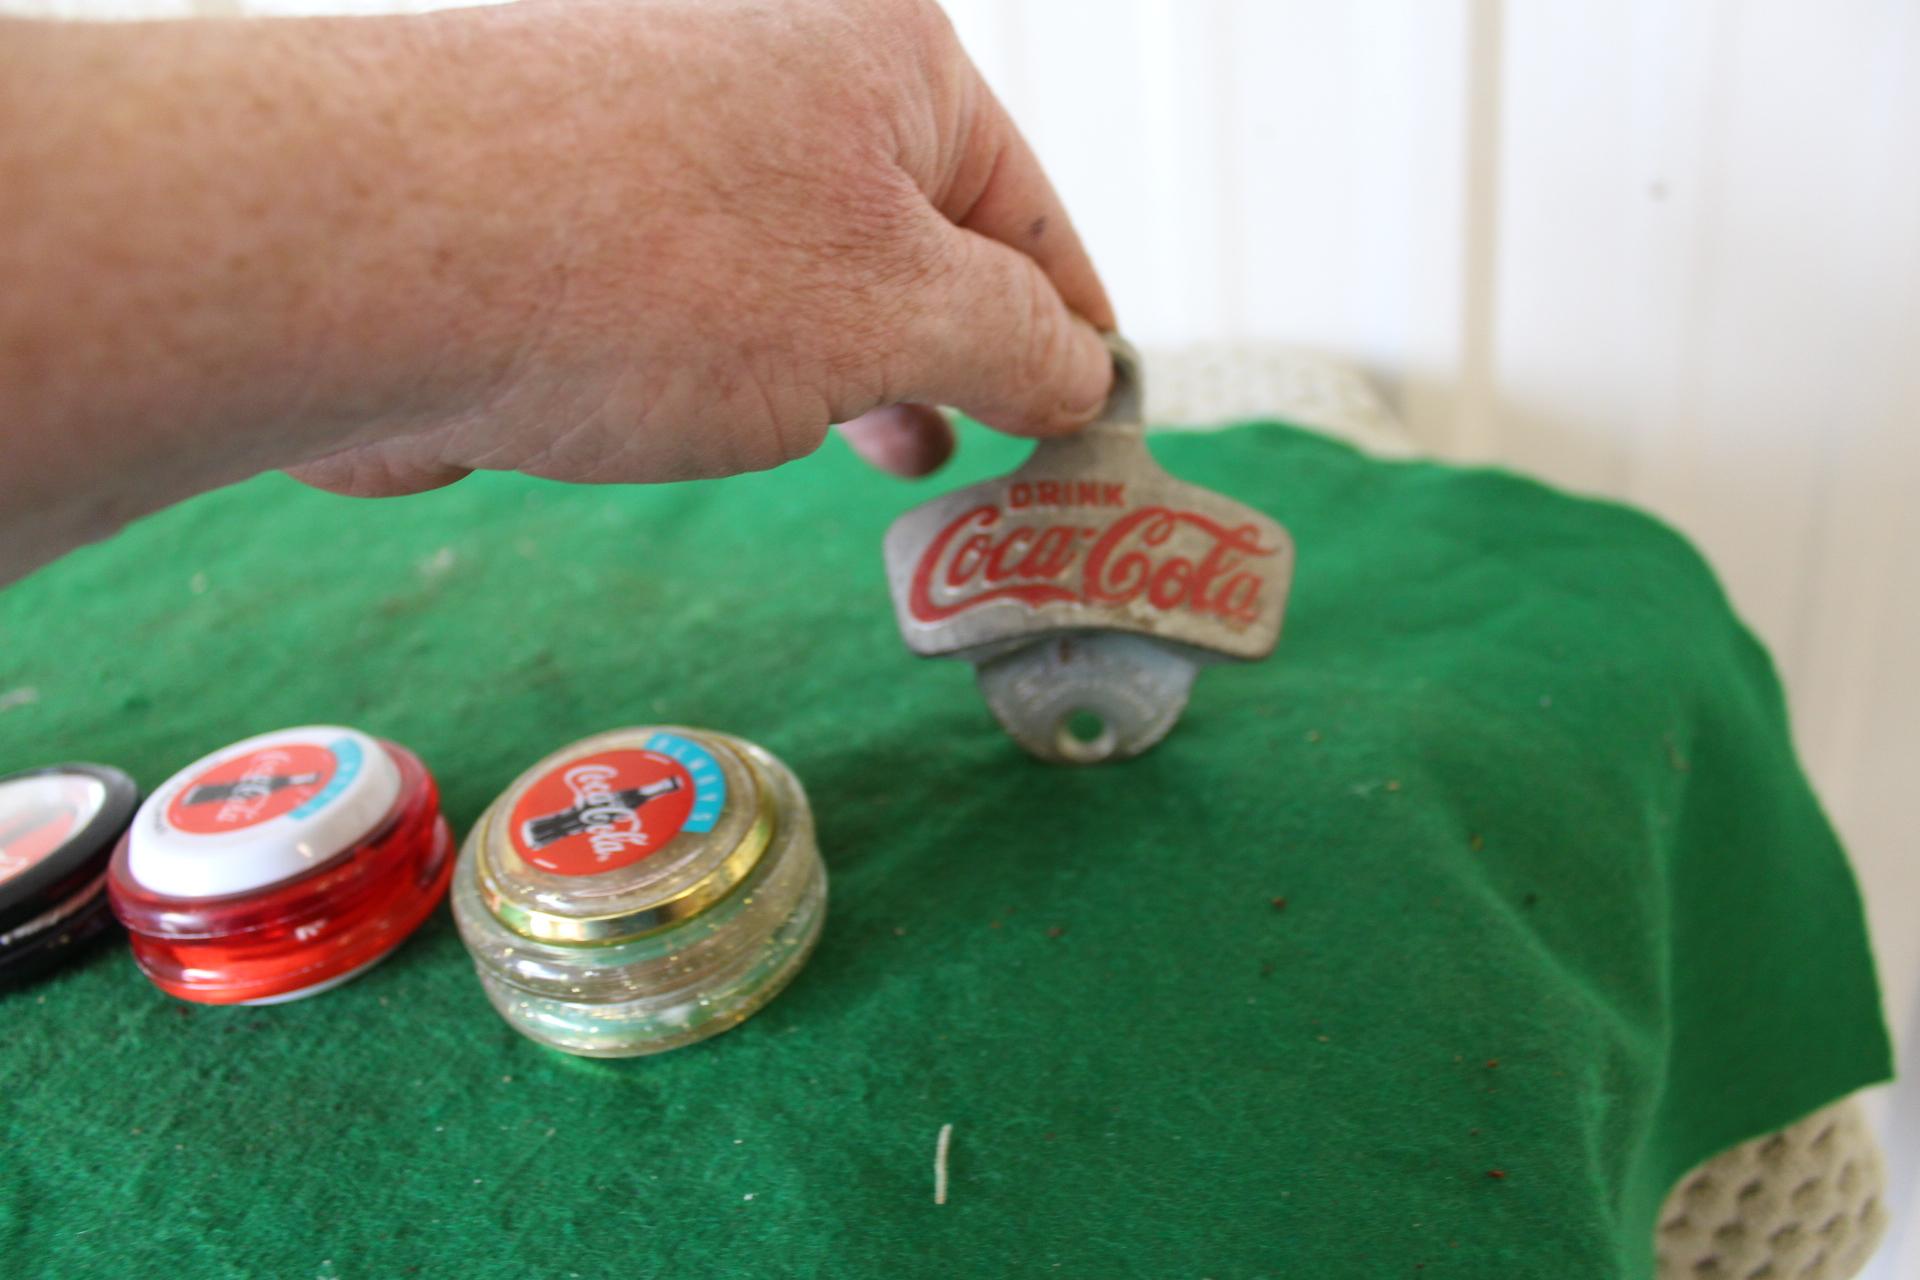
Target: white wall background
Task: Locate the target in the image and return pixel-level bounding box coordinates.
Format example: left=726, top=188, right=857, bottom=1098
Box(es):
left=6, top=0, right=1917, bottom=1272
left=934, top=10, right=1920, bottom=1275
left=946, top=10, right=1920, bottom=1275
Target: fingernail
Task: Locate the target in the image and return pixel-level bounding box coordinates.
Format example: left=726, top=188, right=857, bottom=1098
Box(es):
left=1056, top=320, right=1114, bottom=424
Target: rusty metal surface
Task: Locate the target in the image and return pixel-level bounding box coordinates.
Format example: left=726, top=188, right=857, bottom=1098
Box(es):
left=883, top=336, right=1295, bottom=764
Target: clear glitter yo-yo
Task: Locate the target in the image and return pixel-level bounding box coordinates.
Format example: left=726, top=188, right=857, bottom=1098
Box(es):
left=451, top=727, right=827, bottom=1058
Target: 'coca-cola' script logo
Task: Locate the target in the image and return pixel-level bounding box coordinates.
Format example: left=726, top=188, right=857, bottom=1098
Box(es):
left=508, top=743, right=723, bottom=878
left=908, top=489, right=1277, bottom=626
left=561, top=765, right=649, bottom=858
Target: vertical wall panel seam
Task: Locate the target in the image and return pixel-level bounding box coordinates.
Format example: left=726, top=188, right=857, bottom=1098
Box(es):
left=1660, top=0, right=1735, bottom=589
left=993, top=0, right=1027, bottom=127
left=1452, top=0, right=1504, bottom=459
left=1793, top=0, right=1920, bottom=801
left=1210, top=0, right=1246, bottom=335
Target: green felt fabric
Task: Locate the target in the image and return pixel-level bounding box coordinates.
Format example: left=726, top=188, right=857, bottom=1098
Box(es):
left=0, top=422, right=1891, bottom=1279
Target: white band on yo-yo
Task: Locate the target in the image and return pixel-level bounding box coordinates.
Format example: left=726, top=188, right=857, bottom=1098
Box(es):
left=127, top=725, right=401, bottom=899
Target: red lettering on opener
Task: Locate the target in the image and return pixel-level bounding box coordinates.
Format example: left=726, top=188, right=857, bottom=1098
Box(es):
left=907, top=499, right=1275, bottom=624
left=1008, top=481, right=1127, bottom=510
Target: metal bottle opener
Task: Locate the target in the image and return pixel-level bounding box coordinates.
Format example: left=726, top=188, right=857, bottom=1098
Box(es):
left=883, top=336, right=1295, bottom=764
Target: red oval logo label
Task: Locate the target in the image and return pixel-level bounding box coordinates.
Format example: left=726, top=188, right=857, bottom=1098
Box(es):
left=507, top=749, right=699, bottom=877
left=166, top=744, right=337, bottom=835
left=0, top=780, right=86, bottom=884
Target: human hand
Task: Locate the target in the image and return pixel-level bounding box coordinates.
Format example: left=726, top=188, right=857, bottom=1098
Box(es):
left=285, top=0, right=1115, bottom=496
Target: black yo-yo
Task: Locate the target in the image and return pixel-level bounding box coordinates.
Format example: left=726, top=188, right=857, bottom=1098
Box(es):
left=0, top=763, right=139, bottom=987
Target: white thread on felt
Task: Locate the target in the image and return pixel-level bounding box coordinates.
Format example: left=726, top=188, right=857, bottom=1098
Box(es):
left=934, top=1123, right=953, bottom=1206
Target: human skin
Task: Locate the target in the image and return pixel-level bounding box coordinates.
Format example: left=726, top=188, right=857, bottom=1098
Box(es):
left=0, top=0, right=1114, bottom=583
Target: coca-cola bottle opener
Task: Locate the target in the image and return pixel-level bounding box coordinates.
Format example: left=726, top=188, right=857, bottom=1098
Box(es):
left=883, top=335, right=1295, bottom=764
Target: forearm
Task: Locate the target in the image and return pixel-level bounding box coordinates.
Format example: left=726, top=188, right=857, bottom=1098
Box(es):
left=0, top=0, right=1116, bottom=583
left=0, top=10, right=575, bottom=578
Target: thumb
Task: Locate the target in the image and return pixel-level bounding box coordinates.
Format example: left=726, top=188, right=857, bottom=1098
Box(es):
left=901, top=225, right=1114, bottom=438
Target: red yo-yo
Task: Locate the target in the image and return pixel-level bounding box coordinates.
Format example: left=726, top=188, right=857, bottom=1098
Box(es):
left=107, top=726, right=453, bottom=1005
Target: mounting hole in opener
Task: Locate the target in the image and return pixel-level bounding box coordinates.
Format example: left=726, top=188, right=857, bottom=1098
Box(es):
left=1055, top=709, right=1117, bottom=764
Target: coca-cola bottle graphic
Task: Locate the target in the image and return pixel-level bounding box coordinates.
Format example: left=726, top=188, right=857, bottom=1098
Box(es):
left=519, top=777, right=684, bottom=851
left=180, top=772, right=324, bottom=807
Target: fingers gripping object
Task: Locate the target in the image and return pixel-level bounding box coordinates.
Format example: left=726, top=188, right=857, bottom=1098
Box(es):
left=883, top=335, right=1295, bottom=764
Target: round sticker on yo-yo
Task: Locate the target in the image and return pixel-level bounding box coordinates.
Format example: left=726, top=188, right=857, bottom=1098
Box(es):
left=163, top=741, right=341, bottom=835
left=127, top=726, right=402, bottom=898
left=0, top=773, right=108, bottom=887
left=507, top=732, right=728, bottom=877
